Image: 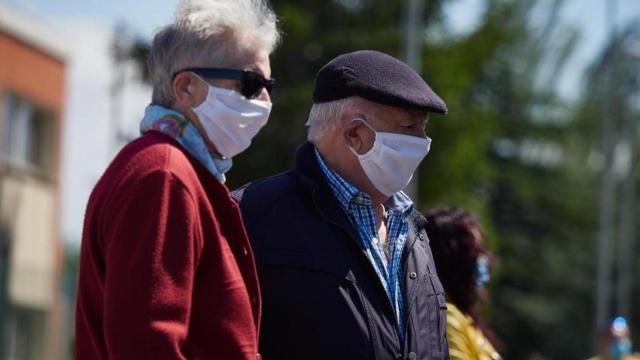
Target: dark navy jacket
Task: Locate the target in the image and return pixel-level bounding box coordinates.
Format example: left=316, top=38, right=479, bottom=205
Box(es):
left=232, top=142, right=448, bottom=360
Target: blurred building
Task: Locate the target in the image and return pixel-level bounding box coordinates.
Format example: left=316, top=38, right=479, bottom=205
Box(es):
left=0, top=5, right=67, bottom=360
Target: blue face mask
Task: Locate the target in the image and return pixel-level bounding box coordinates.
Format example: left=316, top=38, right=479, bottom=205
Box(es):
left=476, top=255, right=491, bottom=287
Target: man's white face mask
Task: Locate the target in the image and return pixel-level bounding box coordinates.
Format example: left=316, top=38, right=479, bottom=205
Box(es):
left=192, top=76, right=272, bottom=158
left=349, top=118, right=431, bottom=197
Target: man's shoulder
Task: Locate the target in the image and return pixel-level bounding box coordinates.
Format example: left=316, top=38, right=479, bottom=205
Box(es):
left=232, top=170, right=299, bottom=208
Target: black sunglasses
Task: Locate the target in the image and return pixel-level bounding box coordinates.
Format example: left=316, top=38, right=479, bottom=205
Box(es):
left=176, top=67, right=275, bottom=99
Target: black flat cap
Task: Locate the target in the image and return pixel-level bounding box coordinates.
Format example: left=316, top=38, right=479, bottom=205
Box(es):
left=312, top=50, right=447, bottom=114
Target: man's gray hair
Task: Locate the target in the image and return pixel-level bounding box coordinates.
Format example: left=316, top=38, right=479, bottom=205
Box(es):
left=306, top=98, right=357, bottom=144
left=148, top=0, right=280, bottom=107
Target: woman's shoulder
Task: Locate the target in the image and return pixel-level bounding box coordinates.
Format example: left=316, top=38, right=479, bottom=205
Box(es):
left=446, top=302, right=472, bottom=329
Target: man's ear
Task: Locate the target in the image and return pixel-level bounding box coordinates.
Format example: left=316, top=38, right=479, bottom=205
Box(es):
left=344, top=120, right=369, bottom=155
left=173, top=73, right=202, bottom=108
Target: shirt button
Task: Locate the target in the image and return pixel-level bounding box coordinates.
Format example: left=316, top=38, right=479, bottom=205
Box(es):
left=418, top=233, right=426, bottom=241
left=409, top=272, right=418, bottom=279
left=408, top=352, right=417, bottom=360
left=243, top=246, right=249, bottom=256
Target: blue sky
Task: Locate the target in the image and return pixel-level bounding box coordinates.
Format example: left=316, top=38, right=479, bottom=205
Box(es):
left=5, top=0, right=174, bottom=36
left=2, top=0, right=638, bottom=243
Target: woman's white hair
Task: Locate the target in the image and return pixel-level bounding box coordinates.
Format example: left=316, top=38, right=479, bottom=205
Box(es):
left=148, top=0, right=280, bottom=107
left=306, top=98, right=357, bottom=144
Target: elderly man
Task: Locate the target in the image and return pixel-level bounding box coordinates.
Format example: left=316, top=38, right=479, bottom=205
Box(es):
left=75, top=1, right=279, bottom=359
left=234, top=50, right=449, bottom=360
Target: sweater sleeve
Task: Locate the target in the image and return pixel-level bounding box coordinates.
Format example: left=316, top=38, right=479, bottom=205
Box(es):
left=101, top=169, right=202, bottom=359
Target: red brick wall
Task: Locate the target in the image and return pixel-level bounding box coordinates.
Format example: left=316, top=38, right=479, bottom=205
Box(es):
left=0, top=29, right=65, bottom=187
left=0, top=32, right=65, bottom=113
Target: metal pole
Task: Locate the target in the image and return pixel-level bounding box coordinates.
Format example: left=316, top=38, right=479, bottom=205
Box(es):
left=616, top=112, right=635, bottom=320
left=615, top=28, right=638, bottom=321
left=595, top=0, right=618, bottom=335
left=403, top=0, right=424, bottom=201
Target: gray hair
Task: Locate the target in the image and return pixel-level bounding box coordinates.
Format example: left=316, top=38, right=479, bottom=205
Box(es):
left=306, top=98, right=357, bottom=144
left=148, top=0, right=280, bottom=107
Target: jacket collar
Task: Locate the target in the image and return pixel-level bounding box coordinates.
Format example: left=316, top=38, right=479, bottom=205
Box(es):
left=294, top=141, right=327, bottom=189
left=294, top=142, right=361, bottom=241
left=408, top=210, right=427, bottom=231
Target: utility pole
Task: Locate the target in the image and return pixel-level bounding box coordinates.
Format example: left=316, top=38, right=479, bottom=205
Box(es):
left=595, top=0, right=619, bottom=338
left=403, top=0, right=425, bottom=201
left=616, top=104, right=636, bottom=321
left=615, top=23, right=640, bottom=325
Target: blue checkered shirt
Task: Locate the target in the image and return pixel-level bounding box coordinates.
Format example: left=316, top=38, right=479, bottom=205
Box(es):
left=315, top=148, right=414, bottom=341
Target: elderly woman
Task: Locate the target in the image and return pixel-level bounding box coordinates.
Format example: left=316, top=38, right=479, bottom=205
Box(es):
left=75, top=1, right=279, bottom=359
left=425, top=208, right=503, bottom=360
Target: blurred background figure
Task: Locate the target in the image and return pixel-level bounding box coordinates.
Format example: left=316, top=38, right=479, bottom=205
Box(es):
left=588, top=317, right=640, bottom=360
left=425, top=207, right=502, bottom=360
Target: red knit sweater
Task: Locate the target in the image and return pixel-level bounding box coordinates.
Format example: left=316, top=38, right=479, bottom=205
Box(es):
left=75, top=131, right=261, bottom=359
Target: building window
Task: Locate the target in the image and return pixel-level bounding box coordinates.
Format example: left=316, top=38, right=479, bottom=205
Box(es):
left=1, top=93, right=56, bottom=177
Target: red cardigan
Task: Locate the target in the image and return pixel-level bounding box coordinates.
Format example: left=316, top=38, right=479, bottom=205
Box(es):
left=76, top=131, right=261, bottom=359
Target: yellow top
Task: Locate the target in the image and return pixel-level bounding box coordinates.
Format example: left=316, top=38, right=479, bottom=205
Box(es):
left=446, top=302, right=501, bottom=360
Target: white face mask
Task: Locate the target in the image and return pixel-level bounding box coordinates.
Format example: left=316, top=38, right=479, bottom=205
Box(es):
left=192, top=79, right=272, bottom=158
left=350, top=119, right=431, bottom=197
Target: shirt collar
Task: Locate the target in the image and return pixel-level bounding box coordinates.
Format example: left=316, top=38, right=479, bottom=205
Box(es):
left=385, top=191, right=414, bottom=218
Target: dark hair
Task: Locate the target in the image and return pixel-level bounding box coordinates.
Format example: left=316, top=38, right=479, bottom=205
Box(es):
left=425, top=207, right=489, bottom=317
left=425, top=207, right=504, bottom=351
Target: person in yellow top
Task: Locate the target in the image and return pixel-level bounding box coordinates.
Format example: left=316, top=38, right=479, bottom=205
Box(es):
left=425, top=208, right=502, bottom=360
left=446, top=301, right=501, bottom=360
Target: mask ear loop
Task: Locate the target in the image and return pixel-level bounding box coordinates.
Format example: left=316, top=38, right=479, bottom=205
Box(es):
left=190, top=72, right=208, bottom=86
left=348, top=117, right=378, bottom=157
left=350, top=117, right=377, bottom=140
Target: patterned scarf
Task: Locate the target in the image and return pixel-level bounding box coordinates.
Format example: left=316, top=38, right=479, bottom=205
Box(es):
left=139, top=104, right=232, bottom=182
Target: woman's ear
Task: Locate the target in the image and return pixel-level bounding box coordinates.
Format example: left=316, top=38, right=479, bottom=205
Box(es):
left=173, top=73, right=204, bottom=108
